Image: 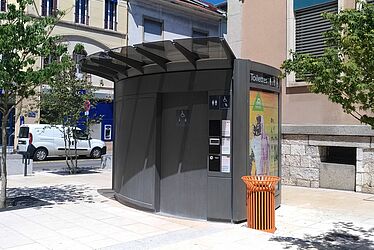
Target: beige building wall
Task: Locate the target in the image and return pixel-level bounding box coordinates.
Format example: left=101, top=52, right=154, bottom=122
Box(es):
left=89, top=0, right=104, bottom=29
left=23, top=0, right=127, bottom=99
left=240, top=0, right=287, bottom=70
left=282, top=88, right=358, bottom=125
left=29, top=0, right=128, bottom=34
left=284, top=0, right=358, bottom=125
left=8, top=0, right=128, bottom=147
left=227, top=0, right=243, bottom=57
left=228, top=0, right=360, bottom=125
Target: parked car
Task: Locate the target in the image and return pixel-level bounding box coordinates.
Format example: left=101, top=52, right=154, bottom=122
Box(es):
left=17, top=124, right=106, bottom=161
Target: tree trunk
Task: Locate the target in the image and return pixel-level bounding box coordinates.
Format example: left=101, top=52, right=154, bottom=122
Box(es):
left=74, top=138, right=78, bottom=174
left=67, top=127, right=74, bottom=174
left=0, top=112, right=8, bottom=208
left=62, top=126, right=72, bottom=173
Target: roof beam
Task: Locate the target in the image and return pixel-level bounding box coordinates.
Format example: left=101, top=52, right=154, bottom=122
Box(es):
left=173, top=41, right=200, bottom=68
left=81, top=66, right=116, bottom=82
left=91, top=57, right=128, bottom=76
left=81, top=61, right=119, bottom=80
left=134, top=46, right=170, bottom=71
left=107, top=51, right=144, bottom=74
left=84, top=63, right=118, bottom=76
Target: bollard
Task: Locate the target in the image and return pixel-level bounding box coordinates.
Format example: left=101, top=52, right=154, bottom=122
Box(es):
left=21, top=153, right=30, bottom=176
left=241, top=175, right=280, bottom=233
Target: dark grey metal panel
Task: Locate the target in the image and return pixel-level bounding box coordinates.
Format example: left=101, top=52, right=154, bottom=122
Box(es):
left=113, top=95, right=158, bottom=210
left=207, top=176, right=232, bottom=221
left=160, top=92, right=208, bottom=219
left=232, top=59, right=250, bottom=222
left=117, top=70, right=233, bottom=96
left=113, top=69, right=232, bottom=216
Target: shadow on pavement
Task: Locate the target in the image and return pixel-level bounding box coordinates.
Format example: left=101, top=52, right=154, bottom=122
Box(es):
left=51, top=168, right=101, bottom=175
left=2, top=184, right=97, bottom=212
left=97, top=188, right=115, bottom=200
left=270, top=222, right=374, bottom=249
left=0, top=196, right=52, bottom=212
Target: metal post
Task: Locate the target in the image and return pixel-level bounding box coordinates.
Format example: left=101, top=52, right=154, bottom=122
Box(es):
left=22, top=153, right=27, bottom=176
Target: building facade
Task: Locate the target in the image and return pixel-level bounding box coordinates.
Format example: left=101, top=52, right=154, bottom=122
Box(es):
left=127, top=0, right=226, bottom=46
left=227, top=0, right=374, bottom=194
left=1, top=0, right=128, bottom=144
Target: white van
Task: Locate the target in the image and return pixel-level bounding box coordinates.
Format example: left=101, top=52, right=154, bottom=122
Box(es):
left=17, top=124, right=107, bottom=161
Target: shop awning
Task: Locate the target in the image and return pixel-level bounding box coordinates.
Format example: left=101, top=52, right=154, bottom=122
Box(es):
left=80, top=37, right=235, bottom=82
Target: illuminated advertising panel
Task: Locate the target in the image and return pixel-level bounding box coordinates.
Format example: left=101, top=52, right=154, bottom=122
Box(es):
left=249, top=90, right=279, bottom=177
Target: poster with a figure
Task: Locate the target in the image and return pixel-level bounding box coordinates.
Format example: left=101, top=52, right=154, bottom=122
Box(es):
left=249, top=91, right=279, bottom=177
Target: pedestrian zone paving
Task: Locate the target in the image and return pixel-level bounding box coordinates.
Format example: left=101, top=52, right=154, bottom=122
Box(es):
left=0, top=169, right=373, bottom=249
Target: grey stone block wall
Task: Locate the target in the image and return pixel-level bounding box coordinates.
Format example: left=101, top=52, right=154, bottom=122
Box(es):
left=282, top=135, right=324, bottom=188
left=281, top=128, right=374, bottom=194
left=357, top=148, right=374, bottom=193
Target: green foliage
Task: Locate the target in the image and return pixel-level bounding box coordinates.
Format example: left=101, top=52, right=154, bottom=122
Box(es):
left=40, top=50, right=97, bottom=174
left=73, top=43, right=87, bottom=56
left=40, top=55, right=96, bottom=127
left=282, top=1, right=374, bottom=128
left=0, top=0, right=67, bottom=207
left=0, top=0, right=66, bottom=109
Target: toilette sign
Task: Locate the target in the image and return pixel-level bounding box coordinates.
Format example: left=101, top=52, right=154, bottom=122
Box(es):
left=250, top=71, right=279, bottom=88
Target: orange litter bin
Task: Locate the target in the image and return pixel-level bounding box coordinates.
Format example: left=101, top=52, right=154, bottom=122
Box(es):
left=241, top=175, right=280, bottom=233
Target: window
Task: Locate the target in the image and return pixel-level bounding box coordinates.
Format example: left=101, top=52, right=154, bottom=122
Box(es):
left=73, top=47, right=87, bottom=79
left=104, top=0, right=117, bottom=31
left=18, top=127, right=29, bottom=139
left=42, top=52, right=59, bottom=68
left=73, top=129, right=89, bottom=140
left=192, top=29, right=208, bottom=38
left=41, top=0, right=57, bottom=17
left=143, top=18, right=163, bottom=42
left=1, top=0, right=6, bottom=12
left=75, top=0, right=89, bottom=25
left=43, top=56, right=54, bottom=68
left=294, top=1, right=338, bottom=57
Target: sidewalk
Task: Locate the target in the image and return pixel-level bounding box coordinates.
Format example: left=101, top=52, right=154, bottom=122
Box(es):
left=0, top=170, right=373, bottom=249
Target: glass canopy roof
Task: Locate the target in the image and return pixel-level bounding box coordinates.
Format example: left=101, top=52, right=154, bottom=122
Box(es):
left=80, top=37, right=235, bottom=82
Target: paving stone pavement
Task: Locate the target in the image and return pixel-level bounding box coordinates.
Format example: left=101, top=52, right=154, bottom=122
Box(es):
left=0, top=168, right=373, bottom=249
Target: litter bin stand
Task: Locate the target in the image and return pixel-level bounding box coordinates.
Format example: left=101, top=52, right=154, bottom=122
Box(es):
left=241, top=176, right=280, bottom=233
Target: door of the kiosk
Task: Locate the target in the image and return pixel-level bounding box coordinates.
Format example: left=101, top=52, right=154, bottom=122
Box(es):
left=160, top=92, right=208, bottom=219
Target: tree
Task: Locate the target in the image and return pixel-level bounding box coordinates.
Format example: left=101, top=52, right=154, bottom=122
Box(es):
left=0, top=0, right=66, bottom=208
left=282, top=1, right=374, bottom=128
left=40, top=44, right=97, bottom=174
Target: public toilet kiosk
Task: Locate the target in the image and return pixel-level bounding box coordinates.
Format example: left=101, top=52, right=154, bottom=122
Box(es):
left=81, top=37, right=281, bottom=222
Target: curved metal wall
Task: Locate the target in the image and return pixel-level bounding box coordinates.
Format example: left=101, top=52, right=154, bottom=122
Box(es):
left=113, top=69, right=233, bottom=214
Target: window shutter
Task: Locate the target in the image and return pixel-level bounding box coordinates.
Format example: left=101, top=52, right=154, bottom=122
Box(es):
left=75, top=0, right=79, bottom=23
left=104, top=0, right=108, bottom=29
left=295, top=1, right=338, bottom=57
left=1, top=0, right=6, bottom=12
left=41, top=0, right=47, bottom=16
left=84, top=0, right=89, bottom=24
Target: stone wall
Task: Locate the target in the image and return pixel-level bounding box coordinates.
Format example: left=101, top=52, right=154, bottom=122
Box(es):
left=357, top=148, right=374, bottom=193
left=282, top=135, right=325, bottom=188
left=281, top=125, right=374, bottom=194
